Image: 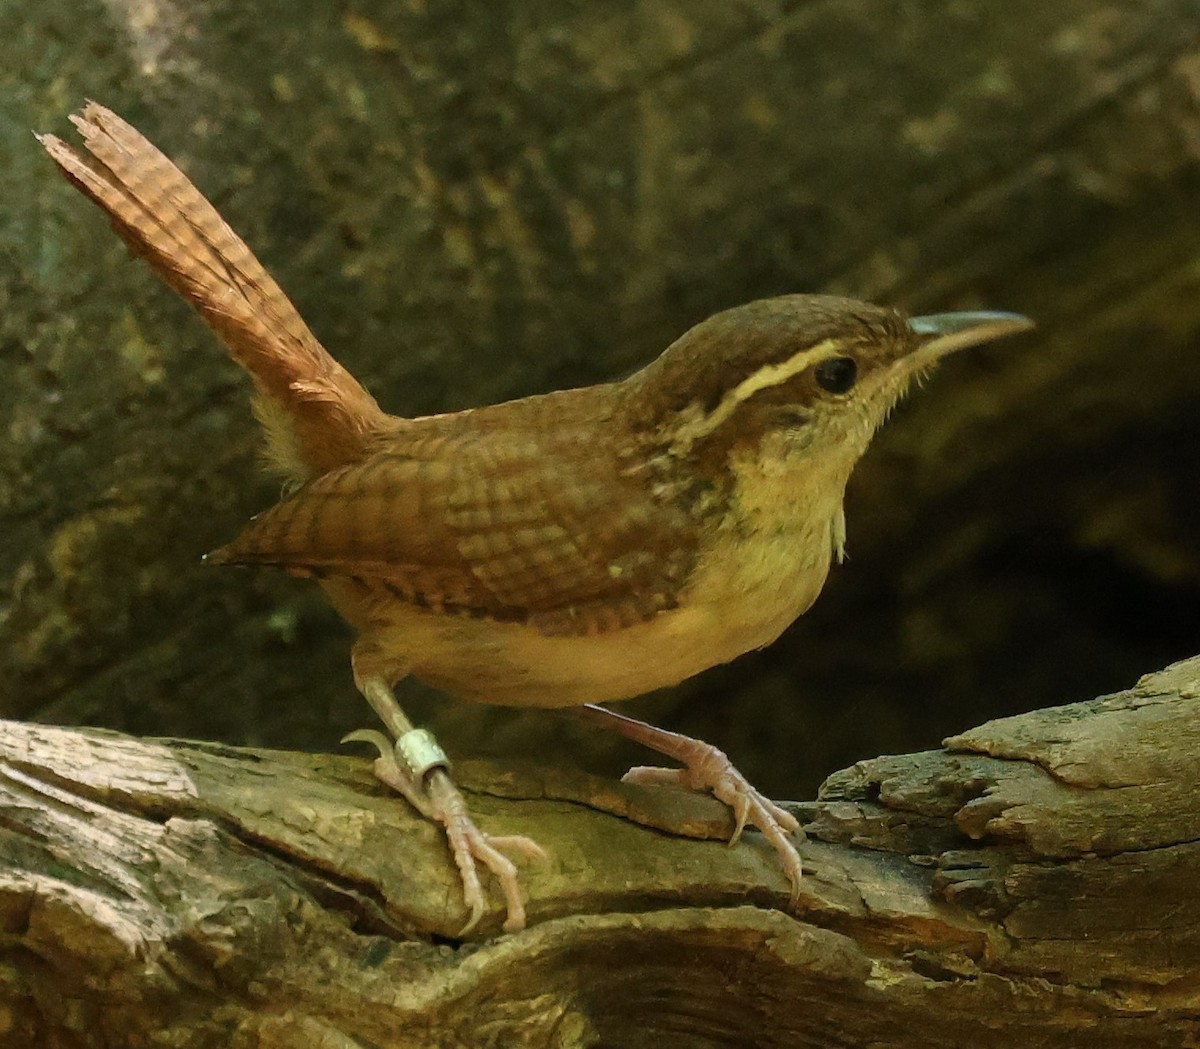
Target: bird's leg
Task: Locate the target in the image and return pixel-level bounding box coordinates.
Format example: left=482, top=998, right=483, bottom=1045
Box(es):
left=566, top=704, right=804, bottom=903
left=345, top=670, right=545, bottom=935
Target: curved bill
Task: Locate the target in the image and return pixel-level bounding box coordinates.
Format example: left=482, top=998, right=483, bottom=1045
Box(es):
left=908, top=311, right=1034, bottom=365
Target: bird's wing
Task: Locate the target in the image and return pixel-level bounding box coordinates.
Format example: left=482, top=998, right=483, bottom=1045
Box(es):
left=209, top=429, right=698, bottom=636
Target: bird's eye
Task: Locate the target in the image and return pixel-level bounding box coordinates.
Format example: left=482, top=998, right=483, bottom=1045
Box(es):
left=814, top=356, right=857, bottom=394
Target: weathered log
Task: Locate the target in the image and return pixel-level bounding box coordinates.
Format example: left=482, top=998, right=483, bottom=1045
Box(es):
left=3, top=657, right=1198, bottom=1047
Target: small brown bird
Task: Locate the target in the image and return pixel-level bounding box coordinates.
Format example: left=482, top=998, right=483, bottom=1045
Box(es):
left=41, top=103, right=1031, bottom=934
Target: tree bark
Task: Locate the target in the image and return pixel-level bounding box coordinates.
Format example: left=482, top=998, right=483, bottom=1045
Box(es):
left=4, top=657, right=1198, bottom=1048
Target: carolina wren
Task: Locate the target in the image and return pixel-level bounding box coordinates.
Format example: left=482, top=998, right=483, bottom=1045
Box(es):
left=42, top=103, right=1032, bottom=935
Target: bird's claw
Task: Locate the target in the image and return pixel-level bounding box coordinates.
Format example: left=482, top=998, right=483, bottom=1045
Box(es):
left=426, top=769, right=547, bottom=934
left=623, top=745, right=804, bottom=905
left=344, top=727, right=545, bottom=933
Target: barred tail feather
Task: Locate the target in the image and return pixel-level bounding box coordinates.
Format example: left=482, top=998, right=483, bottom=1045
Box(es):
left=40, top=102, right=387, bottom=481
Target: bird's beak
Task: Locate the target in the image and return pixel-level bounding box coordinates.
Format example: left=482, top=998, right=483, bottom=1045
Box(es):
left=907, top=311, right=1034, bottom=367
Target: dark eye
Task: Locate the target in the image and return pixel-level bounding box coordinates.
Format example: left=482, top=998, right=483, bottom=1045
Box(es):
left=815, top=356, right=857, bottom=394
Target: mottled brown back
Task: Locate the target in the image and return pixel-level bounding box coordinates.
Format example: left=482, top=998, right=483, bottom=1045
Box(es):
left=211, top=387, right=704, bottom=636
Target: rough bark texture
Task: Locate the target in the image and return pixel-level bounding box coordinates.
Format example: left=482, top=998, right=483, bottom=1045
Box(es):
left=5, top=3, right=1200, bottom=794
left=3, top=657, right=1198, bottom=1047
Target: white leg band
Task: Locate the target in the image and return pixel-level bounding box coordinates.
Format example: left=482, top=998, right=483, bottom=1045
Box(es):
left=394, top=728, right=450, bottom=780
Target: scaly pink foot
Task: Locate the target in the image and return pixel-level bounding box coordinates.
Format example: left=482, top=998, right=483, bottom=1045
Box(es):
left=345, top=728, right=546, bottom=934
left=568, top=705, right=804, bottom=903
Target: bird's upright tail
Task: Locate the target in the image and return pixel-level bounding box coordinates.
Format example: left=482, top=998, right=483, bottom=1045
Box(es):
left=40, top=101, right=387, bottom=482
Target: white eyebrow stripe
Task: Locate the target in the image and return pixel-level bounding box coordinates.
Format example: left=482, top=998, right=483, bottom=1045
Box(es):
left=672, top=337, right=841, bottom=448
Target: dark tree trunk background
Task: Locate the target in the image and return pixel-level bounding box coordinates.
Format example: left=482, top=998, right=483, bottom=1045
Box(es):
left=2, top=0, right=1199, bottom=895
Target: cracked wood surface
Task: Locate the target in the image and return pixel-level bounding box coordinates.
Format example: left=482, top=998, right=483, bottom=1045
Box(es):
left=2, top=657, right=1198, bottom=1047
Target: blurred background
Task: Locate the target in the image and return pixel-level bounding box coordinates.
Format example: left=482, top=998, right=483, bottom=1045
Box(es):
left=3, top=0, right=1198, bottom=799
